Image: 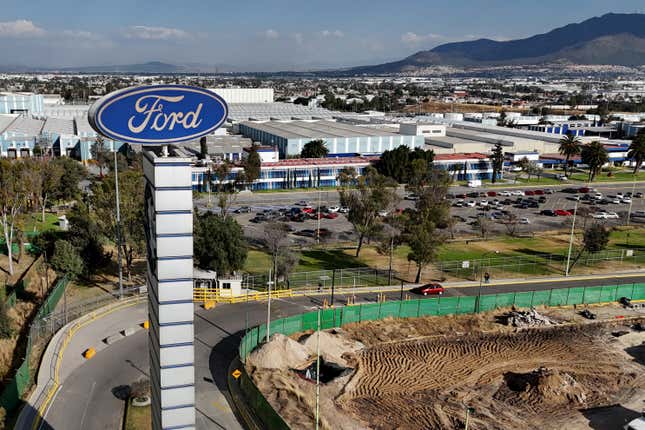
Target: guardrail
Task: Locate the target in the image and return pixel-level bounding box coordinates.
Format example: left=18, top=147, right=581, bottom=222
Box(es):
left=235, top=282, right=645, bottom=429
left=193, top=288, right=294, bottom=303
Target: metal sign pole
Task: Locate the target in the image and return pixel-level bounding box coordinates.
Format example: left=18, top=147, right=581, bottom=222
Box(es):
left=114, top=150, right=124, bottom=299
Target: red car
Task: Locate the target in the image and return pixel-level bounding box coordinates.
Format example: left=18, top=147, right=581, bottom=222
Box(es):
left=533, top=189, right=545, bottom=195
left=487, top=191, right=497, bottom=197
left=555, top=209, right=572, bottom=216
left=578, top=187, right=590, bottom=193
left=411, top=283, right=445, bottom=296
left=302, top=206, right=315, bottom=214
left=525, top=190, right=535, bottom=196
left=324, top=212, right=338, bottom=219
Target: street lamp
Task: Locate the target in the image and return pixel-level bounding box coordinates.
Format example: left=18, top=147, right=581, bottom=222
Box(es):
left=476, top=250, right=499, bottom=313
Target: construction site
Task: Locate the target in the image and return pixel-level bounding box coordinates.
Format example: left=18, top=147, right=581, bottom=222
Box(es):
left=245, top=304, right=645, bottom=429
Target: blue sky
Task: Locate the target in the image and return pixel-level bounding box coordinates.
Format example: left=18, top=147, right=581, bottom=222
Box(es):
left=1, top=0, right=644, bottom=70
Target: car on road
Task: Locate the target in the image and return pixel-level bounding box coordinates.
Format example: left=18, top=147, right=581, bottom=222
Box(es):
left=234, top=206, right=252, bottom=213
left=410, top=283, right=445, bottom=296
left=555, top=209, right=572, bottom=216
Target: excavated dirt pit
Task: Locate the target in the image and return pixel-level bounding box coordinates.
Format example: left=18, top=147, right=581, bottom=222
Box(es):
left=246, top=308, right=645, bottom=430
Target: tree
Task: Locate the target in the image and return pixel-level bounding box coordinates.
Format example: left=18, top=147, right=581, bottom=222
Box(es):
left=473, top=214, right=493, bottom=239
left=581, top=141, right=609, bottom=182
left=376, top=146, right=434, bottom=183
left=276, top=249, right=299, bottom=287
left=558, top=133, right=582, bottom=177
left=91, top=169, right=145, bottom=280
left=406, top=219, right=442, bottom=283
left=490, top=142, right=505, bottom=184
left=67, top=201, right=108, bottom=276
left=628, top=130, right=645, bottom=174
left=337, top=167, right=357, bottom=206
left=568, top=223, right=610, bottom=270
left=526, top=161, right=543, bottom=181
left=300, top=139, right=329, bottom=158
left=193, top=212, right=247, bottom=274
left=0, top=160, right=29, bottom=275
left=343, top=167, right=399, bottom=257
left=50, top=157, right=87, bottom=202
left=28, top=158, right=64, bottom=223
left=262, top=222, right=290, bottom=288
left=213, top=161, right=236, bottom=217
left=91, top=135, right=110, bottom=178
left=500, top=212, right=520, bottom=237
left=50, top=239, right=84, bottom=279
left=199, top=136, right=209, bottom=160
left=0, top=300, right=13, bottom=339
left=242, top=145, right=261, bottom=189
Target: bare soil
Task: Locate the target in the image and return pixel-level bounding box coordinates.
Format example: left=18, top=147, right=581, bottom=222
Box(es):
left=247, top=307, right=645, bottom=430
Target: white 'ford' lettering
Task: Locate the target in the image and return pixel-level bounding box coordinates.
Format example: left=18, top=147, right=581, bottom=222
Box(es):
left=127, top=95, right=203, bottom=134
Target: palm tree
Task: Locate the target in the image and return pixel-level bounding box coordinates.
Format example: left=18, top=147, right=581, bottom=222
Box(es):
left=558, top=133, right=582, bottom=177
left=628, top=131, right=645, bottom=174
left=581, top=141, right=609, bottom=182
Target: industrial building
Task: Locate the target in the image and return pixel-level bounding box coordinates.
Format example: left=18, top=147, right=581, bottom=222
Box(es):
left=208, top=88, right=274, bottom=104
left=239, top=120, right=424, bottom=157
left=0, top=93, right=44, bottom=115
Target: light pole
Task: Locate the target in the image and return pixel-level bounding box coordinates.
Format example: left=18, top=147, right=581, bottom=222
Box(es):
left=114, top=149, right=123, bottom=299
left=476, top=250, right=499, bottom=313
left=565, top=201, right=578, bottom=277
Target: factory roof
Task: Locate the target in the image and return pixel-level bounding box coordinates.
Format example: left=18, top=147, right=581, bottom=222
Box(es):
left=240, top=120, right=400, bottom=139
left=74, top=116, right=97, bottom=136
left=434, top=153, right=489, bottom=161
left=228, top=103, right=341, bottom=121
left=43, top=117, right=75, bottom=135
left=261, top=156, right=376, bottom=168
left=178, top=135, right=253, bottom=157
left=0, top=114, right=17, bottom=134
left=5, top=116, right=44, bottom=136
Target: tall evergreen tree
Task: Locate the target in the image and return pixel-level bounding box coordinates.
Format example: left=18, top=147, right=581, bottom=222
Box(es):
left=628, top=130, right=645, bottom=174
left=581, top=141, right=609, bottom=182
left=489, top=142, right=505, bottom=184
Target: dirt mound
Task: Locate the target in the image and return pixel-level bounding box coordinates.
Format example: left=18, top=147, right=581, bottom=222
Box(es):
left=302, top=330, right=364, bottom=367
left=505, top=307, right=559, bottom=328
left=248, top=333, right=310, bottom=370
left=504, top=367, right=587, bottom=406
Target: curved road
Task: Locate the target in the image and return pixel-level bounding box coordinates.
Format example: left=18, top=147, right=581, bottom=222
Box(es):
left=42, top=274, right=645, bottom=429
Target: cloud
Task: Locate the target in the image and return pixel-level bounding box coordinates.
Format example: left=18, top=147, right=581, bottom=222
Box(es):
left=321, top=29, right=344, bottom=38
left=401, top=32, right=444, bottom=44
left=263, top=29, right=279, bottom=39
left=0, top=20, right=46, bottom=38
left=124, top=25, right=190, bottom=40
left=293, top=32, right=304, bottom=45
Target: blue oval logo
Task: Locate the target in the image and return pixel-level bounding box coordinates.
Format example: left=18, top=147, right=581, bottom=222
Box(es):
left=88, top=85, right=228, bottom=144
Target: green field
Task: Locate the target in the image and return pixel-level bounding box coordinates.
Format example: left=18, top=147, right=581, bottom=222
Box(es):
left=19, top=212, right=60, bottom=234
left=568, top=170, right=645, bottom=183
left=124, top=402, right=151, bottom=430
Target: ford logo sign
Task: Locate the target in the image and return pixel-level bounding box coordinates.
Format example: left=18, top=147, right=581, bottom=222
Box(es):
left=88, top=85, right=228, bottom=144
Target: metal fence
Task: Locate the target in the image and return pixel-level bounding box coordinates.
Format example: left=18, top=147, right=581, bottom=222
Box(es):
left=236, top=282, right=645, bottom=428
left=435, top=249, right=645, bottom=281
left=0, top=276, right=69, bottom=413
left=244, top=267, right=397, bottom=291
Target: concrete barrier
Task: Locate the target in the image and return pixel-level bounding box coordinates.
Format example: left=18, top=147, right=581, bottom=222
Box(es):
left=83, top=348, right=96, bottom=359
left=103, top=333, right=123, bottom=345
left=122, top=327, right=137, bottom=336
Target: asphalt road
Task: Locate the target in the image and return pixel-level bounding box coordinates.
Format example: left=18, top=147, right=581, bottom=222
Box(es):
left=42, top=273, right=645, bottom=430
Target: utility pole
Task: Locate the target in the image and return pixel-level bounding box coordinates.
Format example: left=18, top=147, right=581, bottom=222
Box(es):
left=266, top=267, right=272, bottom=343
left=565, top=201, right=578, bottom=277
left=316, top=188, right=322, bottom=244
left=114, top=149, right=124, bottom=299
left=315, top=308, right=321, bottom=430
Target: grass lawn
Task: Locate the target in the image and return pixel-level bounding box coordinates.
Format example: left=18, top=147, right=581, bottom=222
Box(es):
left=124, top=402, right=151, bottom=430
left=568, top=171, right=645, bottom=183
left=509, top=176, right=566, bottom=185
left=245, top=247, right=367, bottom=275
left=19, top=212, right=60, bottom=234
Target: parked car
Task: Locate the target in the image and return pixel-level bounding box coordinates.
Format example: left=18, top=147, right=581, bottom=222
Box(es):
left=541, top=209, right=556, bottom=216
left=327, top=206, right=340, bottom=213
left=498, top=191, right=511, bottom=197
left=568, top=195, right=581, bottom=201
left=631, top=210, right=645, bottom=218
left=454, top=200, right=465, bottom=207
left=525, top=190, right=535, bottom=196
left=455, top=193, right=467, bottom=199
left=578, top=187, right=591, bottom=193
left=479, top=200, right=489, bottom=207
left=534, top=189, right=545, bottom=195
left=608, top=197, right=621, bottom=204
left=593, top=193, right=603, bottom=200
left=250, top=214, right=267, bottom=223
left=452, top=215, right=467, bottom=223
left=466, top=201, right=477, bottom=207
left=234, top=206, right=252, bottom=213
left=487, top=191, right=497, bottom=197
left=555, top=209, right=572, bottom=216
left=295, top=200, right=310, bottom=206
left=339, top=206, right=350, bottom=213
left=324, top=212, right=339, bottom=219
left=622, top=197, right=632, bottom=204
left=290, top=213, right=306, bottom=222
left=302, top=206, right=315, bottom=214
left=405, top=193, right=420, bottom=201
left=544, top=189, right=554, bottom=194
left=561, top=188, right=578, bottom=193
left=511, top=190, right=524, bottom=196
left=605, top=211, right=619, bottom=219
left=580, top=309, right=596, bottom=320
left=592, top=212, right=609, bottom=219
left=378, top=210, right=389, bottom=217
left=635, top=192, right=644, bottom=198
left=519, top=217, right=530, bottom=224
left=410, top=283, right=445, bottom=296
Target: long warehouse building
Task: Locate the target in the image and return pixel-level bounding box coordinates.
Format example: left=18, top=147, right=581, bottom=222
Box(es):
left=239, top=120, right=424, bottom=157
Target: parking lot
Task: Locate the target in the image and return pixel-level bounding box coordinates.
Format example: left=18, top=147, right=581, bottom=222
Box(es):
left=197, top=183, right=645, bottom=242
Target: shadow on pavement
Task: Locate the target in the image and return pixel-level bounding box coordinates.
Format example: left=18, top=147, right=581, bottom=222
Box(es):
left=12, top=401, right=55, bottom=430
left=581, top=404, right=641, bottom=430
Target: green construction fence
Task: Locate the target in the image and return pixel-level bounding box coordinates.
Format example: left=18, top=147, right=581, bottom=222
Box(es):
left=0, top=276, right=69, bottom=413
left=237, top=282, right=645, bottom=429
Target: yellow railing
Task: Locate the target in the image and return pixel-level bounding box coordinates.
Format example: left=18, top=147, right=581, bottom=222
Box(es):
left=193, top=288, right=294, bottom=304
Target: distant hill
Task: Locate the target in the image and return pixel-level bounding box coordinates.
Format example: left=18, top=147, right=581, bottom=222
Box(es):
left=352, top=13, right=645, bottom=73
left=60, top=61, right=187, bottom=74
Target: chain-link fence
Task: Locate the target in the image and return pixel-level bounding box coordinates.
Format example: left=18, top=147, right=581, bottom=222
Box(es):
left=244, top=267, right=397, bottom=291
left=435, top=249, right=645, bottom=281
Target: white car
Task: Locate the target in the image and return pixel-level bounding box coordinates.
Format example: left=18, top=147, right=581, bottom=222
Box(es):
left=616, top=192, right=624, bottom=199
left=339, top=206, right=350, bottom=213
left=593, top=193, right=603, bottom=200
left=296, top=200, right=310, bottom=206
left=454, top=200, right=465, bottom=207
left=499, top=191, right=511, bottom=197
left=622, top=197, right=632, bottom=204
left=631, top=210, right=645, bottom=218
left=605, top=211, right=619, bottom=219
left=378, top=210, right=389, bottom=217
left=609, top=197, right=621, bottom=204
left=466, top=201, right=476, bottom=207
left=519, top=217, right=530, bottom=224
left=511, top=190, right=524, bottom=196
left=624, top=416, right=645, bottom=430
left=591, top=212, right=608, bottom=219
left=327, top=206, right=340, bottom=213
left=479, top=200, right=489, bottom=207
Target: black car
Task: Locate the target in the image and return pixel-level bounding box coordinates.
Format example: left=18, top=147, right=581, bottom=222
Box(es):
left=234, top=206, right=252, bottom=213
left=541, top=209, right=556, bottom=216
left=580, top=309, right=596, bottom=320
left=635, top=192, right=644, bottom=198
left=561, top=188, right=578, bottom=193
left=250, top=214, right=267, bottom=223
left=528, top=201, right=539, bottom=208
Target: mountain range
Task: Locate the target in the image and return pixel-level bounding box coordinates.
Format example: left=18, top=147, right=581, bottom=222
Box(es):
left=351, top=13, right=645, bottom=74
